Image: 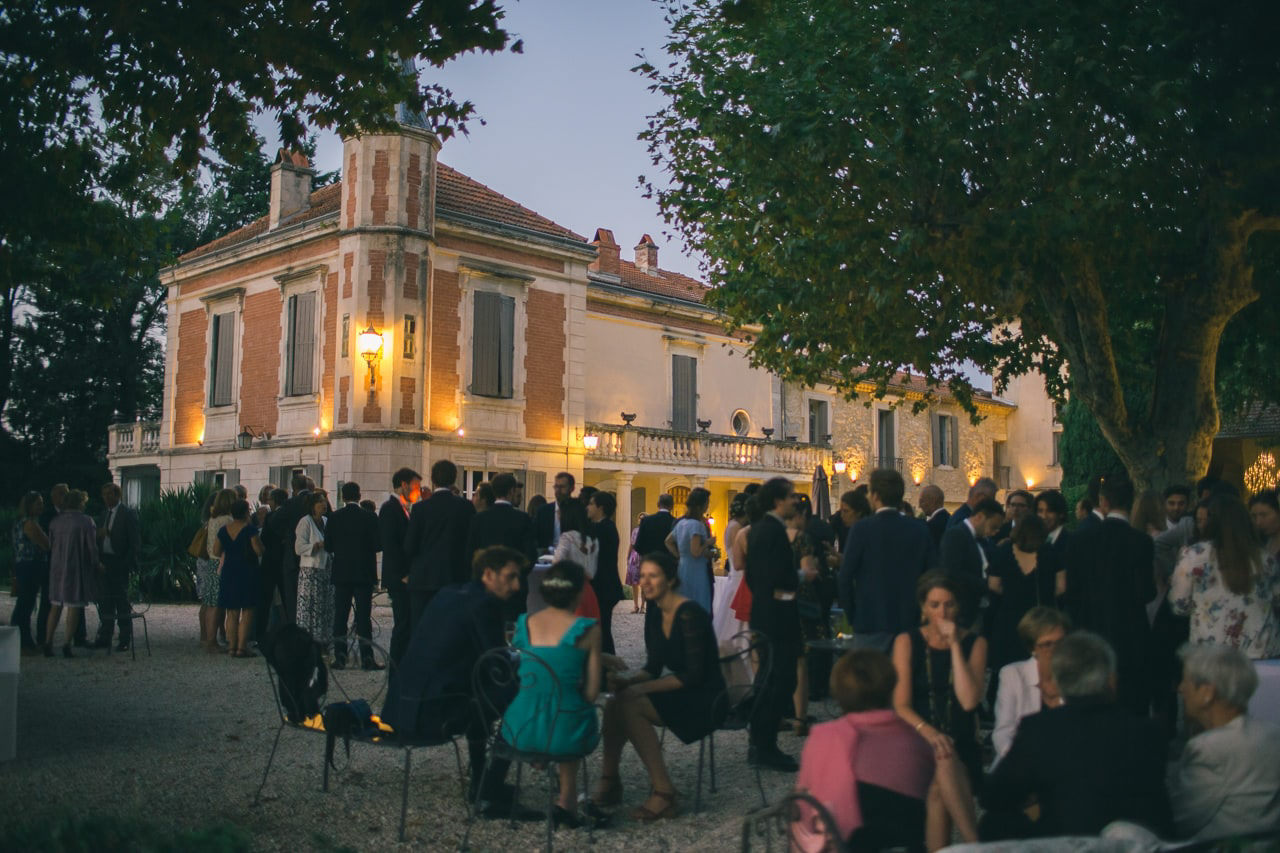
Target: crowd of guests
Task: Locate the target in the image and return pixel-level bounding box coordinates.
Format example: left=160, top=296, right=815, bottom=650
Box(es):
left=11, top=461, right=1280, bottom=848
left=9, top=482, right=140, bottom=657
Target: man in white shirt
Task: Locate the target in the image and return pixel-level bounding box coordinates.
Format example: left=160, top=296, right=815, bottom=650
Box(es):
left=939, top=498, right=1004, bottom=627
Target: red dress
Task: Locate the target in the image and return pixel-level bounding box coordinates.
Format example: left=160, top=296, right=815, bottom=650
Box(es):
left=730, top=572, right=753, bottom=622
left=575, top=580, right=601, bottom=619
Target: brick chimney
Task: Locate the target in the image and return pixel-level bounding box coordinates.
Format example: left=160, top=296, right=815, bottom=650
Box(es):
left=589, top=228, right=620, bottom=277
left=269, top=149, right=315, bottom=230
left=634, top=234, right=659, bottom=274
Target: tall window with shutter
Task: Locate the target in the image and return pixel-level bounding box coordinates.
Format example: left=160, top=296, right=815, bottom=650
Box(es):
left=671, top=354, right=697, bottom=432
left=808, top=399, right=830, bottom=445
left=471, top=291, right=514, bottom=398
left=285, top=292, right=317, bottom=396
left=209, top=311, right=235, bottom=406
left=933, top=413, right=959, bottom=467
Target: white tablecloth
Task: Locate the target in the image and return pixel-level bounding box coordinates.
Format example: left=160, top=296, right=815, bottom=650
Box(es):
left=1249, top=659, right=1280, bottom=726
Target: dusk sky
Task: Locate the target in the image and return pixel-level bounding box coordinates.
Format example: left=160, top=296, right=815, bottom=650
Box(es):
left=309, top=0, right=704, bottom=278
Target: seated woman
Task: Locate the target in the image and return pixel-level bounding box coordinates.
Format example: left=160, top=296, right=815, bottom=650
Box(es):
left=501, top=560, right=603, bottom=828
left=796, top=649, right=935, bottom=852
left=593, top=551, right=726, bottom=821
left=891, top=572, right=983, bottom=852
left=991, top=606, right=1071, bottom=765
left=1171, top=642, right=1280, bottom=840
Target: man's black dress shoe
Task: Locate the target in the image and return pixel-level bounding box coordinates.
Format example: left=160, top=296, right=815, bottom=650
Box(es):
left=330, top=659, right=347, bottom=670
left=87, top=639, right=109, bottom=650
left=476, top=800, right=543, bottom=822
left=361, top=660, right=386, bottom=671
left=748, top=744, right=799, bottom=772
left=116, top=641, right=130, bottom=652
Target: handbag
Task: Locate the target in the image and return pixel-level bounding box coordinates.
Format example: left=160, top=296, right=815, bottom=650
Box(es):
left=187, top=524, right=208, bottom=558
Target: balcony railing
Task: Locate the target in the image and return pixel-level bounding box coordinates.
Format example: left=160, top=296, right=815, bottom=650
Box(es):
left=872, top=456, right=904, bottom=472
left=109, top=421, right=161, bottom=456
left=585, top=422, right=830, bottom=475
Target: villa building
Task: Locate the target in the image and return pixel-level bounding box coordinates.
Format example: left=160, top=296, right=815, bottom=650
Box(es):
left=108, top=117, right=1063, bottom=576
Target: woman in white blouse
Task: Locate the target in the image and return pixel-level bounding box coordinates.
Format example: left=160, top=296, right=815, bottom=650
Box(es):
left=991, top=607, right=1071, bottom=764
left=294, top=491, right=333, bottom=646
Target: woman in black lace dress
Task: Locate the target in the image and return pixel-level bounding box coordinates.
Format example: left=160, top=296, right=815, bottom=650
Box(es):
left=594, top=551, right=725, bottom=822
left=892, top=572, right=984, bottom=851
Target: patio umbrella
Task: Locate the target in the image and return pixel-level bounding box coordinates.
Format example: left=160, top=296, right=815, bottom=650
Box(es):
left=811, top=464, right=831, bottom=520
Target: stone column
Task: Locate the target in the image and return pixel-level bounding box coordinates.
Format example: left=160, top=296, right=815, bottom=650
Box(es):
left=614, top=471, right=634, bottom=584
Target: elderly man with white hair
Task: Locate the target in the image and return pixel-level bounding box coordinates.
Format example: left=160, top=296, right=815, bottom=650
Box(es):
left=1171, top=643, right=1280, bottom=840
left=979, top=631, right=1171, bottom=840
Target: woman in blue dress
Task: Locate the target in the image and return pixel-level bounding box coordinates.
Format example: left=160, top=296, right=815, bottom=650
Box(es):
left=210, top=499, right=264, bottom=658
left=666, top=486, right=714, bottom=612
left=502, top=560, right=603, bottom=828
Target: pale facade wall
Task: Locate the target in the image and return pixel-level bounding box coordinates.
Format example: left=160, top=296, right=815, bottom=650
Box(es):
left=583, top=307, right=775, bottom=436
left=1001, top=370, right=1063, bottom=491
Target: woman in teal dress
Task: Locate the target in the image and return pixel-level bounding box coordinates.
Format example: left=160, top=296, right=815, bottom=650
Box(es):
left=502, top=560, right=603, bottom=828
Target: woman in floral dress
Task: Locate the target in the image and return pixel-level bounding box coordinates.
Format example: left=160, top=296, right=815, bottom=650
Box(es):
left=1171, top=495, right=1280, bottom=658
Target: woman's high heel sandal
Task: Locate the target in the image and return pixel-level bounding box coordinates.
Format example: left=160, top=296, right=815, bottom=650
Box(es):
left=591, top=774, right=623, bottom=807
left=630, top=788, right=678, bottom=822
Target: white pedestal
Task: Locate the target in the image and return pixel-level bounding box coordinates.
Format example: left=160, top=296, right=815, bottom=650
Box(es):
left=0, top=626, right=18, bottom=761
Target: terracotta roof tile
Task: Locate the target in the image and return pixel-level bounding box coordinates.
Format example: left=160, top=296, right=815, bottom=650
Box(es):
left=1218, top=402, right=1280, bottom=439
left=435, top=163, right=584, bottom=242
left=178, top=163, right=583, bottom=263
left=613, top=257, right=711, bottom=304
left=179, top=183, right=341, bottom=261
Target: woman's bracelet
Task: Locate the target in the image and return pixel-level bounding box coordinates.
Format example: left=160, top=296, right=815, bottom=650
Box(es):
left=914, top=720, right=927, bottom=732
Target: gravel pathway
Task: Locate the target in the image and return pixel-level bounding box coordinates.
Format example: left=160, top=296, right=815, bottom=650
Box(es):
left=0, top=596, right=809, bottom=851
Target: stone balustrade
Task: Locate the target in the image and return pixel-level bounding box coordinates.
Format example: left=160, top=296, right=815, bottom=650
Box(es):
left=585, top=422, right=830, bottom=475
left=109, top=421, right=161, bottom=456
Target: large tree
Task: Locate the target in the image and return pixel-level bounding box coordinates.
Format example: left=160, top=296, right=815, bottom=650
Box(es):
left=638, top=0, right=1280, bottom=492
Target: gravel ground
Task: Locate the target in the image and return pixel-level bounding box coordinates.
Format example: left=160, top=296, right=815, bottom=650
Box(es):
left=0, top=595, right=811, bottom=852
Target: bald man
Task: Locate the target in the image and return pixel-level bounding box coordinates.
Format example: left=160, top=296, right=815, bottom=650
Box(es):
left=919, top=485, right=949, bottom=546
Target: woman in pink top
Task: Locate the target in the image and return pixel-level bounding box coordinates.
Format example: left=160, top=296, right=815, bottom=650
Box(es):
left=796, top=650, right=935, bottom=852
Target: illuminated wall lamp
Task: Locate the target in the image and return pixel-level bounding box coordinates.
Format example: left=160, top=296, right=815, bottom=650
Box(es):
left=833, top=460, right=847, bottom=475
left=358, top=325, right=384, bottom=385
left=1025, top=478, right=1036, bottom=489
left=582, top=432, right=599, bottom=451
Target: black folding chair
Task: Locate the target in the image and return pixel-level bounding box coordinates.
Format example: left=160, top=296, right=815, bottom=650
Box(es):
left=256, top=631, right=471, bottom=842
left=463, top=646, right=602, bottom=852
left=740, top=791, right=850, bottom=853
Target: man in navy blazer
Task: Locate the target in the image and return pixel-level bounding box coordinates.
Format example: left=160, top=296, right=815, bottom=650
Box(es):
left=838, top=469, right=937, bottom=653
left=404, top=459, right=476, bottom=628
left=919, top=484, right=950, bottom=547
left=325, top=481, right=382, bottom=669
left=534, top=471, right=576, bottom=552
left=378, top=467, right=420, bottom=664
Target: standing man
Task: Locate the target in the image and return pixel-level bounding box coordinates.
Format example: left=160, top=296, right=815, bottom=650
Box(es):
left=276, top=472, right=312, bottom=625
left=93, top=483, right=139, bottom=652
left=404, top=460, right=476, bottom=628
left=633, top=492, right=676, bottom=557
left=1163, top=485, right=1191, bottom=529
left=586, top=491, right=623, bottom=654
left=948, top=477, right=999, bottom=529
left=464, top=472, right=537, bottom=622
left=1063, top=477, right=1157, bottom=717
left=378, top=467, right=421, bottom=664
left=745, top=477, right=815, bottom=772
left=838, top=469, right=936, bottom=653
left=325, top=482, right=383, bottom=670
left=919, top=484, right=949, bottom=547
left=256, top=488, right=289, bottom=645
left=534, top=471, right=576, bottom=552
left=939, top=497, right=1005, bottom=628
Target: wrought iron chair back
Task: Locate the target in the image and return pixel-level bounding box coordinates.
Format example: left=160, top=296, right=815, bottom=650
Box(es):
left=740, top=791, right=851, bottom=853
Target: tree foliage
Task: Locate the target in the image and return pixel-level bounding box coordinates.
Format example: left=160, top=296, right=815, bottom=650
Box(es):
left=638, top=0, right=1280, bottom=491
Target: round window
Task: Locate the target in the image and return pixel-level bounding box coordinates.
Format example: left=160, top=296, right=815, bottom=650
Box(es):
left=731, top=410, right=751, bottom=437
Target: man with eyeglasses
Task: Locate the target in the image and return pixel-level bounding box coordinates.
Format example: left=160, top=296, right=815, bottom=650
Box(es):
left=996, top=490, right=1035, bottom=546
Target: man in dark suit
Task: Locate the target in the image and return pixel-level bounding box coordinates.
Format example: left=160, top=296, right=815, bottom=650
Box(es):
left=838, top=469, right=936, bottom=653
left=1063, top=477, right=1156, bottom=717
left=92, top=482, right=140, bottom=651
left=381, top=545, right=537, bottom=820
left=939, top=497, right=1004, bottom=628
left=919, top=484, right=949, bottom=547
left=404, top=459, right=476, bottom=628
left=255, top=487, right=290, bottom=645
left=633, top=492, right=676, bottom=557
left=534, top=471, right=576, bottom=552
left=465, top=473, right=537, bottom=621
left=378, top=467, right=421, bottom=664
left=980, top=631, right=1171, bottom=840
left=746, top=477, right=816, bottom=772
left=947, top=476, right=998, bottom=529
left=276, top=472, right=312, bottom=625
left=325, top=481, right=383, bottom=670
left=586, top=490, right=623, bottom=654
